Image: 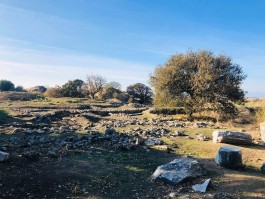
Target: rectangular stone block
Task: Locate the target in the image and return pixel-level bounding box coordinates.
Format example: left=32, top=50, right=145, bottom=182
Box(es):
left=213, top=130, right=252, bottom=145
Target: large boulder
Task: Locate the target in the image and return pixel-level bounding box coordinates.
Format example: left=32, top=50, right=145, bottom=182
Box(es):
left=212, top=130, right=252, bottom=145
left=260, top=122, right=265, bottom=146
left=152, top=157, right=205, bottom=185
left=215, top=146, right=243, bottom=169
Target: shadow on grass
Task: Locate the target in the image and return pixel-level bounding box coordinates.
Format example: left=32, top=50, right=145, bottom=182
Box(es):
left=0, top=132, right=264, bottom=199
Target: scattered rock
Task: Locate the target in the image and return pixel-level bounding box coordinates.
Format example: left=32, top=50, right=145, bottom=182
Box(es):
left=174, top=131, right=187, bottom=136
left=168, top=192, right=178, bottom=198
left=215, top=146, right=243, bottom=169
left=22, top=150, right=40, bottom=160
left=178, top=195, right=190, bottom=199
left=196, top=134, right=210, bottom=141
left=196, top=122, right=208, bottom=128
left=0, top=151, right=9, bottom=162
left=213, top=193, right=234, bottom=199
left=145, top=137, right=162, bottom=146
left=212, top=130, right=252, bottom=145
left=152, top=157, right=205, bottom=185
left=192, top=178, right=211, bottom=193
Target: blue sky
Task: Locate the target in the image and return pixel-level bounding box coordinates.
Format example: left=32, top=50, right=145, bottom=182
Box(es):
left=0, top=0, right=265, bottom=97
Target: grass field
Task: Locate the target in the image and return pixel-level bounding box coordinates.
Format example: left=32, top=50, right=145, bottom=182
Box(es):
left=0, top=96, right=264, bottom=198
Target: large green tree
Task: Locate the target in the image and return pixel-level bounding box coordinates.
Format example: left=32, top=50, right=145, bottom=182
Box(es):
left=150, top=50, right=246, bottom=117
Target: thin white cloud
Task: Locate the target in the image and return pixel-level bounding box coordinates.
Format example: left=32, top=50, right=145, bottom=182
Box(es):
left=0, top=41, right=152, bottom=89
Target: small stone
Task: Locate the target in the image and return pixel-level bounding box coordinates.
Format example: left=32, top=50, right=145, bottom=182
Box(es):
left=174, top=131, right=187, bottom=136
left=192, top=178, right=211, bottom=193
left=145, top=137, right=161, bottom=146
left=178, top=195, right=190, bottom=199
left=169, top=192, right=178, bottom=198
left=196, top=134, right=210, bottom=141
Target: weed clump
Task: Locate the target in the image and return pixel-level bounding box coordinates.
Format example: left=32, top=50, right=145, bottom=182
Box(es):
left=255, top=106, right=265, bottom=123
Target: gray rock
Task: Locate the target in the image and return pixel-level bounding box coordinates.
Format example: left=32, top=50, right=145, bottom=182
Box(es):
left=196, top=134, right=210, bottom=141
left=145, top=137, right=162, bottom=146
left=192, top=178, right=211, bottom=193
left=260, top=162, right=265, bottom=173
left=152, top=157, right=205, bottom=185
left=213, top=130, right=252, bottom=145
left=168, top=192, right=178, bottom=198
left=260, top=122, right=265, bottom=146
left=174, top=131, right=187, bottom=136
left=0, top=151, right=9, bottom=162
left=215, top=146, right=243, bottom=169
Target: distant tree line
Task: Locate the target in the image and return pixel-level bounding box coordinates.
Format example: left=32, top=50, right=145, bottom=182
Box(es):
left=0, top=80, right=25, bottom=92
left=0, top=77, right=153, bottom=104
left=1, top=49, right=247, bottom=116
left=44, top=75, right=153, bottom=104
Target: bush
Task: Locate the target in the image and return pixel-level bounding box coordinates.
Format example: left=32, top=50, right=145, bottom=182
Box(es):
left=44, top=87, right=63, bottom=98
left=0, top=109, right=9, bottom=124
left=255, top=106, right=265, bottom=123
left=0, top=80, right=15, bottom=91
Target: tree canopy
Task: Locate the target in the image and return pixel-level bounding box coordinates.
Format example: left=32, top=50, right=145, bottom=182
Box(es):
left=126, top=83, right=153, bottom=104
left=150, top=50, right=246, bottom=117
left=0, top=80, right=15, bottom=91
left=60, top=79, right=85, bottom=98
left=105, top=81, right=122, bottom=90
left=83, top=75, right=107, bottom=99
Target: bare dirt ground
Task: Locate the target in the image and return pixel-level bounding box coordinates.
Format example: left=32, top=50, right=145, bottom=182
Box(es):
left=0, top=98, right=264, bottom=199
